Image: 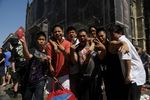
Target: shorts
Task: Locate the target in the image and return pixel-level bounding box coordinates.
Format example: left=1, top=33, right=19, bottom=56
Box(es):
left=5, top=65, right=13, bottom=75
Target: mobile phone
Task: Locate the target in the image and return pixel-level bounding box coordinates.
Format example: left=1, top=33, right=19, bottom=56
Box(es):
left=16, top=27, right=24, bottom=39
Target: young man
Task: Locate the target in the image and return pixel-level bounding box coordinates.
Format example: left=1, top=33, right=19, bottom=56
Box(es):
left=10, top=39, right=26, bottom=98
left=96, top=27, right=129, bottom=100
left=71, top=29, right=101, bottom=100
left=66, top=26, right=79, bottom=45
left=109, top=24, right=146, bottom=100
left=89, top=26, right=97, bottom=38
left=20, top=31, right=49, bottom=100
left=66, top=26, right=79, bottom=96
left=137, top=47, right=150, bottom=84
left=46, top=25, right=71, bottom=91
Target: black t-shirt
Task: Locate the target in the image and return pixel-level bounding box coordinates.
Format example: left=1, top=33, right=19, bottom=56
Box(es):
left=105, top=50, right=125, bottom=84
left=27, top=48, right=49, bottom=85
left=10, top=45, right=25, bottom=67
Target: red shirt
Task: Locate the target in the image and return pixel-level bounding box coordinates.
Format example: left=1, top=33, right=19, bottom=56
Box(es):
left=46, top=39, right=71, bottom=77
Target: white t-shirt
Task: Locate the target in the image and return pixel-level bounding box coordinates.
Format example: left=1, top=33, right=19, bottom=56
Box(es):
left=118, top=35, right=146, bottom=85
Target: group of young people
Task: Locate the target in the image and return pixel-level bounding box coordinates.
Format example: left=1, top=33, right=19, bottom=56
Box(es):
left=0, top=39, right=26, bottom=98
left=1, top=24, right=146, bottom=100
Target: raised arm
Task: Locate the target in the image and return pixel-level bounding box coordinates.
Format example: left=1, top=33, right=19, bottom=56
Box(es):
left=70, top=44, right=78, bottom=64
left=0, top=58, right=4, bottom=64
left=20, top=36, right=33, bottom=59
left=110, top=40, right=129, bottom=54
left=123, top=59, right=131, bottom=84
left=93, top=38, right=106, bottom=60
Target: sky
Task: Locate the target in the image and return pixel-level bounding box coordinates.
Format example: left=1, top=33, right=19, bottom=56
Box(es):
left=0, top=0, right=27, bottom=47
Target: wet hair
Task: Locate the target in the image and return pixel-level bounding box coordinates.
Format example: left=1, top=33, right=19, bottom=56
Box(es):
left=109, top=24, right=124, bottom=36
left=66, top=26, right=77, bottom=33
left=78, top=29, right=88, bottom=36
left=33, top=31, right=46, bottom=50
left=89, top=25, right=97, bottom=32
left=96, top=26, right=107, bottom=34
left=51, top=24, right=64, bottom=32
left=35, top=31, right=46, bottom=40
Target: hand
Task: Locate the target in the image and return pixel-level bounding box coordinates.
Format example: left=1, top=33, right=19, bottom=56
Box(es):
left=118, top=42, right=129, bottom=53
left=94, top=39, right=105, bottom=50
left=16, top=27, right=24, bottom=39
left=125, top=76, right=131, bottom=84
left=49, top=39, right=60, bottom=53
left=57, top=40, right=65, bottom=52
left=49, top=65, right=55, bottom=76
left=19, top=36, right=26, bottom=44
left=93, top=38, right=99, bottom=43
left=110, top=41, right=129, bottom=54
left=70, top=44, right=76, bottom=51
left=40, top=54, right=47, bottom=62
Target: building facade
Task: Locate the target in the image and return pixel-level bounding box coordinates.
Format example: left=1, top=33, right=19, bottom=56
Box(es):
left=2, top=33, right=16, bottom=50
left=144, top=0, right=150, bottom=54
left=25, top=0, right=148, bottom=53
left=130, top=0, right=146, bottom=50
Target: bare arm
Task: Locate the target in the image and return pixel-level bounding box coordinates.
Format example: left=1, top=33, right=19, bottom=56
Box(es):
left=110, top=40, right=129, bottom=54
left=20, top=36, right=33, bottom=59
left=46, top=43, right=55, bottom=76
left=89, top=41, right=95, bottom=52
left=97, top=46, right=106, bottom=60
left=48, top=39, right=59, bottom=53
left=70, top=44, right=78, bottom=64
left=118, top=41, right=129, bottom=53
left=0, top=58, right=5, bottom=64
left=11, top=62, right=16, bottom=73
left=56, top=40, right=71, bottom=61
left=93, top=38, right=106, bottom=60
left=123, top=60, right=131, bottom=84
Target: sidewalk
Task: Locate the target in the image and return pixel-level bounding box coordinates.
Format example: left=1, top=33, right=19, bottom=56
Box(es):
left=140, top=83, right=150, bottom=100
left=0, top=84, right=47, bottom=100
left=0, top=83, right=150, bottom=100
left=0, top=84, right=21, bottom=100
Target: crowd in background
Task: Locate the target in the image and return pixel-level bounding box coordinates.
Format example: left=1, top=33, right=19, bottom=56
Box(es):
left=0, top=24, right=149, bottom=100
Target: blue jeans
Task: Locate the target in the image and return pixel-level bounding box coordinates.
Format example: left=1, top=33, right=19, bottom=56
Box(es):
left=22, top=80, right=45, bottom=100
